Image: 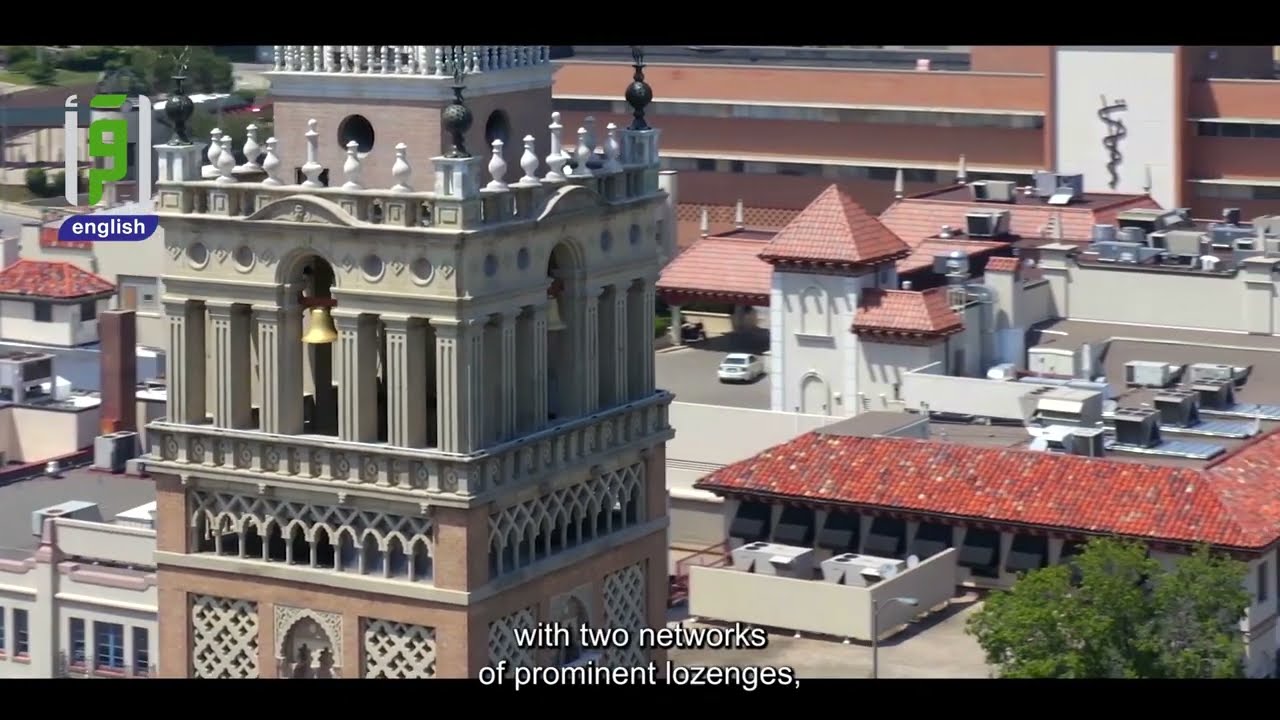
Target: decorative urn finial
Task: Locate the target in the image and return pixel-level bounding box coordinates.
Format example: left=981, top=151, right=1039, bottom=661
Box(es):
left=166, top=76, right=195, bottom=145
left=625, top=46, right=653, bottom=131
left=443, top=59, right=474, bottom=158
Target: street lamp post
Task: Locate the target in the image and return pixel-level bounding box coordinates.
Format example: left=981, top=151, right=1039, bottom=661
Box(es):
left=871, top=596, right=919, bottom=680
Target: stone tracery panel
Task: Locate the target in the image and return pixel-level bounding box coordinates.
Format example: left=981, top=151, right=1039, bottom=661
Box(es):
left=487, top=605, right=537, bottom=669
left=602, top=562, right=647, bottom=667
left=190, top=489, right=435, bottom=581
left=191, top=595, right=260, bottom=679
left=362, top=619, right=437, bottom=679
left=488, top=462, right=644, bottom=577
left=274, top=605, right=343, bottom=678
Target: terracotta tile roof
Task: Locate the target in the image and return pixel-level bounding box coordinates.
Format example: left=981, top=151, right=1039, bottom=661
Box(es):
left=984, top=256, right=1021, bottom=273
left=898, top=239, right=1010, bottom=275
left=0, top=260, right=115, bottom=299
left=853, top=288, right=963, bottom=338
left=657, top=237, right=773, bottom=304
left=695, top=429, right=1280, bottom=550
left=879, top=188, right=1161, bottom=248
left=759, top=185, right=910, bottom=269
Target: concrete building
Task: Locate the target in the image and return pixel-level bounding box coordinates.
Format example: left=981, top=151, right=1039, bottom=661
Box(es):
left=550, top=46, right=1280, bottom=248
left=142, top=45, right=674, bottom=679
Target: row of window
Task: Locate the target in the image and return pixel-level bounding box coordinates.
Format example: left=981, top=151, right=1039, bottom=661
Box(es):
left=0, top=607, right=29, bottom=658
left=1195, top=122, right=1280, bottom=139
left=660, top=156, right=1033, bottom=187
left=68, top=618, right=150, bottom=676
left=29, top=300, right=97, bottom=324
left=1195, top=183, right=1280, bottom=201
left=555, top=98, right=1046, bottom=130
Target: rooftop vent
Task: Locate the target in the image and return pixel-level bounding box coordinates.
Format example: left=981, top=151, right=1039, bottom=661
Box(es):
left=1191, top=380, right=1236, bottom=410
left=1034, top=171, right=1084, bottom=203
left=1199, top=255, right=1222, bottom=271
left=1162, top=229, right=1206, bottom=258
left=1186, top=362, right=1249, bottom=385
left=1064, top=427, right=1106, bottom=457
left=1033, top=388, right=1103, bottom=428
left=1119, top=227, right=1148, bottom=246
left=1111, top=407, right=1163, bottom=448
left=1223, top=207, right=1242, bottom=226
left=31, top=501, right=101, bottom=536
left=1116, top=208, right=1167, bottom=233
left=1152, top=390, right=1200, bottom=428
left=1208, top=223, right=1255, bottom=248
left=969, top=180, right=1016, bottom=203
left=932, top=250, right=969, bottom=276
left=1091, top=224, right=1117, bottom=243
left=1124, top=360, right=1179, bottom=388
left=965, top=210, right=1011, bottom=238
left=1092, top=241, right=1162, bottom=264
left=939, top=225, right=961, bottom=239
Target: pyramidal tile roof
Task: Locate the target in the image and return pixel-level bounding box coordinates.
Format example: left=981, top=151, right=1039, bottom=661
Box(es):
left=0, top=260, right=115, bottom=300
left=759, top=185, right=910, bottom=269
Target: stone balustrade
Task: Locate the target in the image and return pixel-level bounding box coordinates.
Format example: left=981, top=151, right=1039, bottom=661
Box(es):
left=271, top=46, right=552, bottom=76
left=146, top=390, right=673, bottom=504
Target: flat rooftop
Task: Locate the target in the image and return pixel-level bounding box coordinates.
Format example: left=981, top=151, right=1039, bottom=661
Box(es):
left=912, top=185, right=1149, bottom=211
left=0, top=468, right=154, bottom=552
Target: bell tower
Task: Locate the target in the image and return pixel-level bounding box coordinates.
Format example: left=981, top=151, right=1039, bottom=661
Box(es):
left=147, top=49, right=673, bottom=679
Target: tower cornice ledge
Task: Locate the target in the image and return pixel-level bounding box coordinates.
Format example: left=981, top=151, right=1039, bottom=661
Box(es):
left=265, top=64, right=555, bottom=103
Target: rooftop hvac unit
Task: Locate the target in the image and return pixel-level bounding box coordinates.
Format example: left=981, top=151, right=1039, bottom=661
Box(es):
left=729, top=542, right=815, bottom=579
left=1033, top=388, right=1104, bottom=428
left=1233, top=249, right=1265, bottom=265
left=1124, top=361, right=1178, bottom=388
left=1116, top=208, right=1165, bottom=233
left=1186, top=363, right=1249, bottom=385
left=1153, top=390, right=1200, bottom=428
left=1163, top=229, right=1208, bottom=258
left=1191, top=380, right=1236, bottom=410
left=969, top=180, right=1017, bottom=203
left=1223, top=207, right=1243, bottom=226
left=965, top=210, right=1011, bottom=238
left=1063, top=427, right=1107, bottom=457
left=31, top=501, right=101, bottom=536
left=1092, top=241, right=1162, bottom=264
left=1119, top=227, right=1148, bottom=246
left=1111, top=407, right=1163, bottom=448
left=932, top=250, right=969, bottom=275
left=1209, top=224, right=1255, bottom=248
left=1264, top=237, right=1280, bottom=257
left=819, top=553, right=907, bottom=587
left=1092, top=224, right=1118, bottom=243
left=1034, top=171, right=1084, bottom=201
left=1234, top=237, right=1257, bottom=251
left=1252, top=215, right=1280, bottom=236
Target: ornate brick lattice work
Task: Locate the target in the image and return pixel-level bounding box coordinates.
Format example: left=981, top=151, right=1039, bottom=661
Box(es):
left=362, top=619, right=437, bottom=679
left=191, top=595, right=261, bottom=679
left=488, top=606, right=538, bottom=668
left=602, top=562, right=648, bottom=667
left=191, top=489, right=435, bottom=581
left=489, top=463, right=644, bottom=577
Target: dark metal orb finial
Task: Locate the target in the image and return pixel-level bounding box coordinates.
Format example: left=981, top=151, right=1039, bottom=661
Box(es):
left=443, top=65, right=473, bottom=159
left=166, top=75, right=195, bottom=146
left=625, top=46, right=652, bottom=131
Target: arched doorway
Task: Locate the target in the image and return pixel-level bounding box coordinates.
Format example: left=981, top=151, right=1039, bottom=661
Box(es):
left=800, top=374, right=829, bottom=415
left=556, top=596, right=591, bottom=666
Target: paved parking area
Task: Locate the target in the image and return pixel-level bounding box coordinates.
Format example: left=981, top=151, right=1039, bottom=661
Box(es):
left=667, top=595, right=991, bottom=679
left=656, top=337, right=771, bottom=410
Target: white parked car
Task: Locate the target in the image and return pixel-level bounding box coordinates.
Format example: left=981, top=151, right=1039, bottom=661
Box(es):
left=717, top=353, right=765, bottom=383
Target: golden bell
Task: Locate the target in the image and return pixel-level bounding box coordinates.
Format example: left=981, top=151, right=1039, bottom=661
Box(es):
left=301, top=306, right=339, bottom=345
left=546, top=296, right=568, bottom=332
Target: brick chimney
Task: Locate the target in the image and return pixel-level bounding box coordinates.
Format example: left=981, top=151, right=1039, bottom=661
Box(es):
left=99, top=309, right=137, bottom=434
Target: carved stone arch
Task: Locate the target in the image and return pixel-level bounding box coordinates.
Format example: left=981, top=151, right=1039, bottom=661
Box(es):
left=358, top=527, right=386, bottom=550
left=310, top=522, right=337, bottom=544
left=407, top=535, right=433, bottom=557
left=550, top=588, right=594, bottom=665
left=248, top=194, right=361, bottom=227
left=273, top=605, right=344, bottom=679
left=384, top=530, right=411, bottom=552
left=284, top=518, right=309, bottom=537
left=536, top=184, right=607, bottom=224
left=274, top=245, right=345, bottom=289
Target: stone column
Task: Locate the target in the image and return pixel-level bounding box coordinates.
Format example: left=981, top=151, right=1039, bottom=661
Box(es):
left=669, top=304, right=683, bottom=346
left=517, top=304, right=548, bottom=431
left=582, top=288, right=601, bottom=413
left=641, top=281, right=657, bottom=393
left=611, top=285, right=629, bottom=406
left=384, top=315, right=429, bottom=447
left=164, top=299, right=207, bottom=423
left=334, top=311, right=379, bottom=443
left=433, top=318, right=484, bottom=454
left=253, top=291, right=304, bottom=435
left=207, top=302, right=252, bottom=429
left=499, top=310, right=518, bottom=440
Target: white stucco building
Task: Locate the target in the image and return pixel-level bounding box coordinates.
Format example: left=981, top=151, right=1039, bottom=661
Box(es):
left=0, top=260, right=114, bottom=348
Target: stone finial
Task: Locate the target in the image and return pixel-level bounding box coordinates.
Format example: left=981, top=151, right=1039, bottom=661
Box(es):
left=301, top=119, right=324, bottom=188
left=894, top=168, right=905, bottom=199
left=273, top=46, right=283, bottom=71
left=584, top=116, right=602, bottom=171
left=487, top=139, right=508, bottom=190
left=165, top=76, right=195, bottom=145
left=241, top=124, right=262, bottom=171
left=391, top=143, right=413, bottom=192
left=625, top=46, right=653, bottom=131
left=1143, top=164, right=1153, bottom=194
left=957, top=154, right=968, bottom=183
left=215, top=135, right=236, bottom=183
left=545, top=112, right=566, bottom=181
left=605, top=123, right=622, bottom=173
left=206, top=128, right=223, bottom=168
left=262, top=137, right=283, bottom=186
left=342, top=140, right=363, bottom=190
left=735, top=199, right=745, bottom=228
left=699, top=207, right=709, bottom=238
left=574, top=127, right=592, bottom=175
left=519, top=135, right=539, bottom=183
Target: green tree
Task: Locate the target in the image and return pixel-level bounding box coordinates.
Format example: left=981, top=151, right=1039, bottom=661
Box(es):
left=24, top=167, right=48, bottom=197
left=104, top=46, right=233, bottom=95
left=966, top=537, right=1250, bottom=679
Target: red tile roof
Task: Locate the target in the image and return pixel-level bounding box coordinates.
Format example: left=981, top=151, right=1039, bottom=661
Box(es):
left=0, top=260, right=115, bottom=299
left=898, top=239, right=1010, bottom=275
left=657, top=237, right=773, bottom=304
left=759, top=185, right=910, bottom=269
left=695, top=429, right=1280, bottom=550
left=984, top=256, right=1021, bottom=273
left=879, top=187, right=1160, bottom=248
left=853, top=288, right=964, bottom=338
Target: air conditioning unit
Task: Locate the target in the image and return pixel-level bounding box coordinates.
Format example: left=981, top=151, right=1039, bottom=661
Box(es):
left=1063, top=428, right=1107, bottom=457
left=1186, top=363, right=1249, bottom=385
left=1091, top=224, right=1118, bottom=243
left=729, top=542, right=815, bottom=579
left=1110, top=407, right=1163, bottom=448
left=1124, top=360, right=1179, bottom=388
left=1191, top=380, right=1236, bottom=410
left=969, top=180, right=1016, bottom=203
left=1120, top=227, right=1148, bottom=246
left=93, top=431, right=139, bottom=473
left=1209, top=223, right=1255, bottom=248
left=1163, top=229, right=1207, bottom=258
left=1034, top=171, right=1084, bottom=201
left=1117, top=208, right=1165, bottom=233
left=965, top=210, right=1011, bottom=238
left=31, top=501, right=101, bottom=536
left=1264, top=237, right=1280, bottom=257
left=1153, top=390, right=1200, bottom=428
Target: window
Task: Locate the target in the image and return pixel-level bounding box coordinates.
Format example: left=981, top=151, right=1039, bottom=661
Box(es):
left=13, top=609, right=28, bottom=656
left=80, top=300, right=97, bottom=323
left=1259, top=562, right=1270, bottom=603
left=94, top=621, right=125, bottom=671
left=132, top=627, right=150, bottom=675
left=695, top=158, right=716, bottom=172
left=728, top=160, right=745, bottom=173
left=70, top=617, right=87, bottom=667
left=33, top=302, right=52, bottom=323
left=867, top=167, right=898, bottom=182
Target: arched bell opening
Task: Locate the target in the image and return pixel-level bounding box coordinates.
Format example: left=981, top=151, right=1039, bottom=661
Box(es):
left=546, top=242, right=584, bottom=422
left=290, top=255, right=339, bottom=435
